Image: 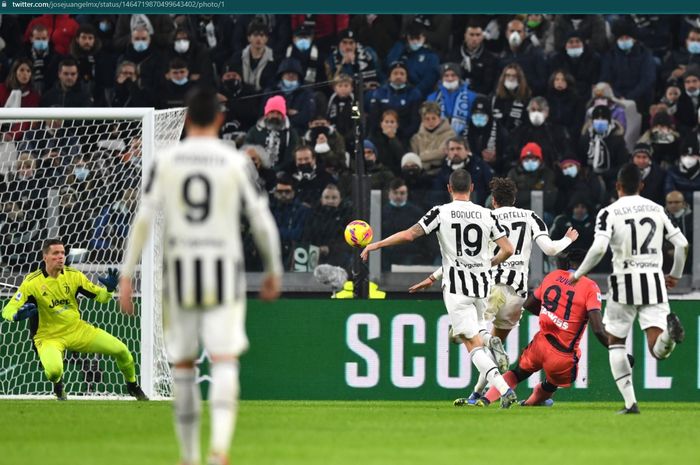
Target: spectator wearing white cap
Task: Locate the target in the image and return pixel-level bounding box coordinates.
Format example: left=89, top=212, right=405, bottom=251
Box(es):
left=399, top=152, right=433, bottom=210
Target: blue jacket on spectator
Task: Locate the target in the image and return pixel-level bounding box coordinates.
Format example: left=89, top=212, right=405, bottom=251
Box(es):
left=271, top=197, right=312, bottom=244
left=665, top=165, right=700, bottom=203
left=600, top=42, right=656, bottom=105
left=368, top=83, right=423, bottom=141
left=386, top=42, right=440, bottom=97
left=267, top=57, right=316, bottom=133
left=427, top=82, right=477, bottom=136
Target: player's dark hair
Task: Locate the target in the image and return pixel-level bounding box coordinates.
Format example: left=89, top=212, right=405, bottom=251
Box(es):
left=617, top=162, right=642, bottom=195
left=556, top=248, right=587, bottom=270
left=42, top=238, right=64, bottom=254
left=489, top=177, right=517, bottom=207
left=185, top=86, right=220, bottom=126
left=449, top=169, right=472, bottom=193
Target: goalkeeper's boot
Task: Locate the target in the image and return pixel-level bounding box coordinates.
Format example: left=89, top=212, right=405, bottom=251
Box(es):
left=667, top=313, right=685, bottom=343
left=453, top=391, right=483, bottom=407
left=126, top=381, right=149, bottom=401
left=519, top=399, right=554, bottom=407
left=54, top=381, right=67, bottom=401
left=489, top=336, right=510, bottom=373
left=500, top=388, right=518, bottom=409
left=616, top=403, right=640, bottom=415
left=447, top=325, right=461, bottom=345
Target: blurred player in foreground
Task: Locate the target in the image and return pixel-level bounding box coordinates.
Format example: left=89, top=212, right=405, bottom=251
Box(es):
left=476, top=249, right=615, bottom=407
left=2, top=238, right=147, bottom=401
left=362, top=168, right=520, bottom=408
left=572, top=163, right=688, bottom=414
left=120, top=87, right=282, bottom=465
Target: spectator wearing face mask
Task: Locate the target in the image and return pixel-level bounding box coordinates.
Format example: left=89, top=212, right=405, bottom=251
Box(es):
left=657, top=82, right=682, bottom=118
left=448, top=20, right=499, bottom=95
left=548, top=30, right=601, bottom=100
left=662, top=190, right=693, bottom=274
left=632, top=143, right=667, bottom=205
left=498, top=18, right=548, bottom=96
left=638, top=110, right=681, bottom=166
left=552, top=14, right=609, bottom=55
left=546, top=70, right=586, bottom=139
left=270, top=174, right=312, bottom=268
left=660, top=27, right=700, bottom=86
left=245, top=95, right=301, bottom=171
left=431, top=137, right=493, bottom=206
left=301, top=184, right=352, bottom=271
left=465, top=95, right=509, bottom=176
left=368, top=61, right=422, bottom=142
left=18, top=24, right=60, bottom=94
left=504, top=96, right=572, bottom=170
left=266, top=57, right=316, bottom=133
left=381, top=178, right=438, bottom=270
left=675, top=65, right=700, bottom=132
left=217, top=58, right=260, bottom=137
left=113, top=14, right=175, bottom=51
left=287, top=145, right=334, bottom=208
left=427, top=63, right=477, bottom=137
left=586, top=82, right=628, bottom=134
left=284, top=25, right=327, bottom=87
left=550, top=194, right=596, bottom=251
left=302, top=114, right=346, bottom=176
left=116, top=26, right=167, bottom=95
left=578, top=104, right=628, bottom=192
left=399, top=152, right=433, bottom=210
left=410, top=101, right=457, bottom=175
left=600, top=18, right=656, bottom=116
left=507, top=142, right=557, bottom=216
left=386, top=22, right=440, bottom=98
left=491, top=63, right=532, bottom=134
left=23, top=14, right=79, bottom=56
left=167, top=26, right=214, bottom=86
left=553, top=158, right=606, bottom=215
left=665, top=137, right=700, bottom=204
left=156, top=58, right=194, bottom=109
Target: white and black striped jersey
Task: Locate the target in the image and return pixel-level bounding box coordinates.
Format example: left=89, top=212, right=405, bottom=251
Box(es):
left=489, top=207, right=549, bottom=297
left=123, top=136, right=282, bottom=309
left=419, top=200, right=506, bottom=298
left=594, top=195, right=683, bottom=305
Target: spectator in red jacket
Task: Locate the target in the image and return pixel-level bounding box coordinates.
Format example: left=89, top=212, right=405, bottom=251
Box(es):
left=23, top=14, right=79, bottom=56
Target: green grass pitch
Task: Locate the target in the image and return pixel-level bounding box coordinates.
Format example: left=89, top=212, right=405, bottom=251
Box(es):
left=1, top=400, right=697, bottom=465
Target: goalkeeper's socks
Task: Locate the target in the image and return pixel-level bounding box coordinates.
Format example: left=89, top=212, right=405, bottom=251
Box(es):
left=173, top=367, right=201, bottom=465
left=609, top=344, right=637, bottom=409
left=470, top=346, right=510, bottom=395
left=54, top=380, right=67, bottom=401
left=209, top=360, right=240, bottom=458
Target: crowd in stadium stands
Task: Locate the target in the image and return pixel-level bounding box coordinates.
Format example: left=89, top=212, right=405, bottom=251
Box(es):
left=0, top=14, right=699, bottom=274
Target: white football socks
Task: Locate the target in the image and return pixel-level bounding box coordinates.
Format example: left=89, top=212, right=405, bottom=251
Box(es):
left=209, top=360, right=240, bottom=457
left=173, top=367, right=201, bottom=465
left=609, top=345, right=637, bottom=409
left=470, top=346, right=509, bottom=395
left=652, top=330, right=676, bottom=359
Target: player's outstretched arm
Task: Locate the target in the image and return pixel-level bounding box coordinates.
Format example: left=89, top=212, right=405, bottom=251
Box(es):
left=666, top=231, right=689, bottom=288
left=571, top=235, right=609, bottom=282
left=522, top=294, right=541, bottom=315
left=361, top=223, right=425, bottom=261
left=535, top=227, right=579, bottom=256
left=588, top=310, right=610, bottom=348
left=408, top=267, right=442, bottom=293
left=2, top=282, right=33, bottom=322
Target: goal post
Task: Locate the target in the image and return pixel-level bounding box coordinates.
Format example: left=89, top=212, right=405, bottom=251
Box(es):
left=0, top=107, right=185, bottom=399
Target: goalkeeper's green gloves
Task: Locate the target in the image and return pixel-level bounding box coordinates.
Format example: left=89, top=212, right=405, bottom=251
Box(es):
left=98, top=268, right=119, bottom=292
left=14, top=303, right=37, bottom=322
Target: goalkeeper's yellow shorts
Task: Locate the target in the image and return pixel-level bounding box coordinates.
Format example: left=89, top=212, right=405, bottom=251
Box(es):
left=34, top=320, right=100, bottom=353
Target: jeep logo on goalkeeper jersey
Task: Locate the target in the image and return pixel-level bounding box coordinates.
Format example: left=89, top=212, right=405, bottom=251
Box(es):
left=49, top=299, right=70, bottom=309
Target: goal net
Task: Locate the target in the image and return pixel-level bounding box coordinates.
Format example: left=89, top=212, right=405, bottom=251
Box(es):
left=0, top=107, right=186, bottom=399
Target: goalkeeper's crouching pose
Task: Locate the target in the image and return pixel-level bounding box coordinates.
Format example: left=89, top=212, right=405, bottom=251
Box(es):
left=1, top=239, right=148, bottom=401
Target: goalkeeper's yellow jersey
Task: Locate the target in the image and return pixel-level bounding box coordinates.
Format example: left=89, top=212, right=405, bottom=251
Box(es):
left=1, top=265, right=112, bottom=338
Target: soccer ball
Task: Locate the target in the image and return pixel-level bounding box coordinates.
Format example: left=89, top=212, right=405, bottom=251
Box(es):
left=344, top=220, right=373, bottom=248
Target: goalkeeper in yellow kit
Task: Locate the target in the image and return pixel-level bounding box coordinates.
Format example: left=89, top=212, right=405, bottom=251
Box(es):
left=2, top=238, right=148, bottom=401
